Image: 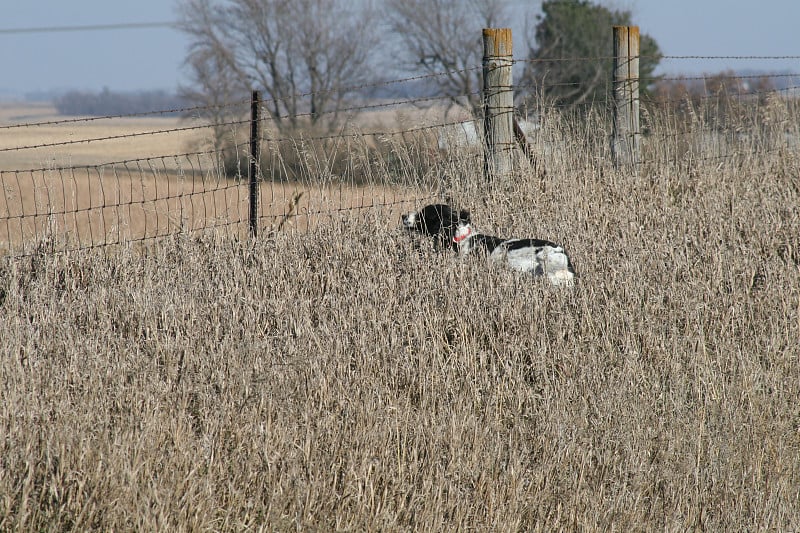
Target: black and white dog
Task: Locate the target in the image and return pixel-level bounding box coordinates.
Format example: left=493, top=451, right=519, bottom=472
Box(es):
left=402, top=204, right=576, bottom=286
left=400, top=203, right=467, bottom=251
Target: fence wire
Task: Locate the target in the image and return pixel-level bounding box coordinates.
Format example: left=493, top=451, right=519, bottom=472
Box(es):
left=1, top=55, right=799, bottom=257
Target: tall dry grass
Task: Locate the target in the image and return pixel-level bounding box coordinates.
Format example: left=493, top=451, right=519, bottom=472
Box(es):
left=1, top=98, right=800, bottom=531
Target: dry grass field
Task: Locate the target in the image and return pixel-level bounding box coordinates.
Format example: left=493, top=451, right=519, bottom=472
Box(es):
left=1, top=98, right=800, bottom=530
left=0, top=103, right=435, bottom=254
left=0, top=102, right=208, bottom=171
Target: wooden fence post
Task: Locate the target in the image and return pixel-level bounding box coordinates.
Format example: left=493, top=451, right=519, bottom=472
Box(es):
left=612, top=26, right=641, bottom=169
left=482, top=28, right=514, bottom=182
left=249, top=90, right=261, bottom=237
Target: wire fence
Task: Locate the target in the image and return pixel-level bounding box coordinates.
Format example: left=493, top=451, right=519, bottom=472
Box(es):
left=2, top=53, right=799, bottom=257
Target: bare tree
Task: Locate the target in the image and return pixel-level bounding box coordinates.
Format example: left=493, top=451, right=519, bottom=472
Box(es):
left=385, top=0, right=511, bottom=119
left=179, top=44, right=244, bottom=149
left=178, top=0, right=380, bottom=136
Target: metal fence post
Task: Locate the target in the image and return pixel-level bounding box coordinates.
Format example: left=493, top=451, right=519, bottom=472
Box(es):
left=482, top=28, right=514, bottom=183
left=249, top=90, right=261, bottom=237
left=612, top=26, right=641, bottom=170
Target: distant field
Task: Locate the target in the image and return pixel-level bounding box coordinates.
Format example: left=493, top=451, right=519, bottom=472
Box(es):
left=0, top=102, right=438, bottom=253
left=0, top=102, right=208, bottom=171
left=0, top=101, right=456, bottom=171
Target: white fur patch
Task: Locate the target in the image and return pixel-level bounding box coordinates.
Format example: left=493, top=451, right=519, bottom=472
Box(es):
left=455, top=222, right=575, bottom=286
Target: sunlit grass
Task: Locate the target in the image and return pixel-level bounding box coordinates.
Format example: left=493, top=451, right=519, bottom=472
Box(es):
left=1, top=100, right=800, bottom=530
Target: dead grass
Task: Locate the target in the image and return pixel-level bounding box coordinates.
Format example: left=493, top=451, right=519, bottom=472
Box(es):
left=1, top=99, right=800, bottom=530
left=0, top=103, right=442, bottom=254
left=0, top=102, right=210, bottom=171
left=0, top=161, right=428, bottom=254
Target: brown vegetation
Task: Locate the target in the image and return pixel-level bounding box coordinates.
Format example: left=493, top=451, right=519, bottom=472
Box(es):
left=1, top=97, right=800, bottom=530
left=0, top=104, right=439, bottom=254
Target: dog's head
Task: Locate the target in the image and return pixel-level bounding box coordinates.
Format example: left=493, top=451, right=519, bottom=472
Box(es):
left=452, top=219, right=474, bottom=241
left=401, top=204, right=470, bottom=250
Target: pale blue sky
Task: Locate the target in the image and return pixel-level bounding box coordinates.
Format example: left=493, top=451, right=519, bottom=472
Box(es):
left=1, top=1, right=799, bottom=98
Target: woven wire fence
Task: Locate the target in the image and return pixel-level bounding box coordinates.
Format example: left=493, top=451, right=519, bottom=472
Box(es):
left=0, top=79, right=470, bottom=256
left=2, top=55, right=800, bottom=256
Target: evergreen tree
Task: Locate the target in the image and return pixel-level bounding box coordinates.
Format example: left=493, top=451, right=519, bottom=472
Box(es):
left=520, top=0, right=661, bottom=110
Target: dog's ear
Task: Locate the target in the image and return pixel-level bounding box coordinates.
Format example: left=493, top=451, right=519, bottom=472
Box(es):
left=459, top=210, right=471, bottom=222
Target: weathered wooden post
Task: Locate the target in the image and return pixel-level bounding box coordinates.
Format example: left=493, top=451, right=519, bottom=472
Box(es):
left=249, top=90, right=261, bottom=237
left=612, top=26, right=641, bottom=170
left=482, top=28, right=514, bottom=182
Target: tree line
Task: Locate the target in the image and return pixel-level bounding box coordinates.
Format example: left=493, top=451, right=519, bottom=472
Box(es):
left=54, top=88, right=189, bottom=117
left=177, top=0, right=663, bottom=141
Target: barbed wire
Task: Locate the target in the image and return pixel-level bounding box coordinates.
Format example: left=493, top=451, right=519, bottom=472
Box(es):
left=274, top=196, right=436, bottom=221
left=3, top=54, right=800, bottom=258
left=646, top=123, right=800, bottom=144
left=642, top=72, right=800, bottom=84
left=0, top=89, right=481, bottom=156
left=253, top=117, right=479, bottom=146
left=513, top=81, right=800, bottom=114
left=646, top=83, right=800, bottom=105
left=6, top=70, right=792, bottom=149
left=0, top=97, right=253, bottom=130
left=514, top=55, right=627, bottom=65
left=4, top=54, right=798, bottom=130
left=2, top=92, right=794, bottom=166
left=660, top=54, right=800, bottom=61
left=299, top=91, right=482, bottom=118
left=513, top=71, right=800, bottom=95
left=0, top=117, right=249, bottom=153
left=3, top=99, right=795, bottom=177
left=0, top=123, right=470, bottom=176
left=3, top=61, right=796, bottom=142
left=0, top=102, right=479, bottom=157
left=0, top=66, right=483, bottom=130
left=0, top=141, right=250, bottom=175
left=514, top=54, right=800, bottom=65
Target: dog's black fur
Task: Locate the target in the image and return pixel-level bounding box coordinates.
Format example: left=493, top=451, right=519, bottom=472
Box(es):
left=400, top=203, right=469, bottom=251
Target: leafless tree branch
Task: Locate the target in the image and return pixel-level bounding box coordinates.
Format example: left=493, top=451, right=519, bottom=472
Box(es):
left=385, top=0, right=511, bottom=119
left=178, top=0, right=380, bottom=139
